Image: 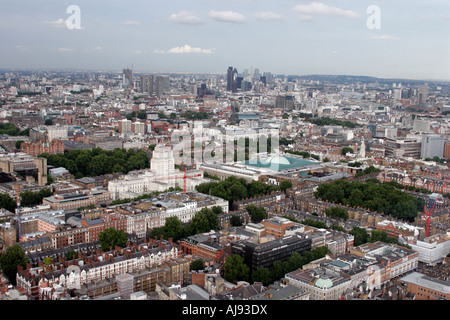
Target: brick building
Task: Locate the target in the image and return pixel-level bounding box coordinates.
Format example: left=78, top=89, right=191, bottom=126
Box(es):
left=399, top=272, right=450, bottom=300
left=20, top=140, right=64, bottom=157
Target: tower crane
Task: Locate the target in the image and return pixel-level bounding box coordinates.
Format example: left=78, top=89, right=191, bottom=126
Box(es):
left=15, top=184, right=22, bottom=241
left=423, top=176, right=449, bottom=238
left=152, top=168, right=202, bottom=193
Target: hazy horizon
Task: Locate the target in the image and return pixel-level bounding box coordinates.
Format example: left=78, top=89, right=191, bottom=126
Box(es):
left=1, top=1, right=449, bottom=81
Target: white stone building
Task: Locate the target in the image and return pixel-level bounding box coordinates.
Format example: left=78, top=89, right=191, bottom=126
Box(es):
left=108, top=144, right=207, bottom=200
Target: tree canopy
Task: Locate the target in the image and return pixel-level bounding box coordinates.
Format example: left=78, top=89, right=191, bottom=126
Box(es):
left=0, top=189, right=53, bottom=211
left=245, top=205, right=267, bottom=223
left=314, top=179, right=424, bottom=222
left=149, top=207, right=221, bottom=242
left=0, top=244, right=29, bottom=285
left=40, top=148, right=150, bottom=178
left=224, top=254, right=250, bottom=283
left=195, top=176, right=280, bottom=207
left=325, top=206, right=349, bottom=220
left=98, top=227, right=128, bottom=251
left=0, top=123, right=29, bottom=136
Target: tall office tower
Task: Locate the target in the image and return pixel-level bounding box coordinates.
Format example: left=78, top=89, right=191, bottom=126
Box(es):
left=156, top=75, right=168, bottom=97
left=227, top=67, right=233, bottom=91
left=417, top=83, right=428, bottom=106
left=150, top=144, right=176, bottom=178
left=401, top=88, right=412, bottom=99
left=393, top=88, right=402, bottom=101
left=197, top=83, right=207, bottom=98
left=140, top=75, right=154, bottom=94
left=122, top=68, right=133, bottom=89
left=253, top=68, right=260, bottom=80
left=260, top=75, right=267, bottom=86
left=226, top=66, right=238, bottom=92
left=421, top=134, right=444, bottom=159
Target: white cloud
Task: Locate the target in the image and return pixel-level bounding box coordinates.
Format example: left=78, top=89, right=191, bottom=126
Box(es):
left=154, top=49, right=165, bottom=54
left=292, top=2, right=359, bottom=20
left=122, top=20, right=142, bottom=26
left=15, top=45, right=27, bottom=51
left=58, top=47, right=73, bottom=52
left=299, top=15, right=313, bottom=22
left=93, top=46, right=102, bottom=51
left=168, top=44, right=214, bottom=54
left=209, top=10, right=247, bottom=24
left=135, top=50, right=144, bottom=54
left=253, top=11, right=283, bottom=21
left=170, top=11, right=205, bottom=25
left=370, top=35, right=400, bottom=40
left=44, top=18, right=66, bottom=28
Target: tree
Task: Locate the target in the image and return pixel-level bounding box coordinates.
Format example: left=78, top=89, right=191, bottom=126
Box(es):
left=0, top=244, right=29, bottom=285
left=15, top=140, right=24, bottom=150
left=211, top=206, right=223, bottom=215
left=341, top=147, right=354, bottom=155
left=325, top=206, right=349, bottom=220
left=350, top=227, right=369, bottom=246
left=44, top=119, right=53, bottom=125
left=252, top=267, right=272, bottom=286
left=21, top=188, right=53, bottom=208
left=65, top=250, right=78, bottom=260
left=164, top=216, right=183, bottom=241
left=230, top=215, right=242, bottom=227
left=0, top=193, right=17, bottom=212
left=280, top=180, right=293, bottom=193
left=246, top=205, right=267, bottom=223
left=190, top=259, right=204, bottom=271
left=98, top=227, right=128, bottom=251
left=224, top=254, right=249, bottom=283
left=271, top=260, right=286, bottom=281
left=191, top=208, right=219, bottom=234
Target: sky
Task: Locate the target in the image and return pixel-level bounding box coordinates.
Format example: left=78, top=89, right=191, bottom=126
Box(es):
left=1, top=0, right=450, bottom=80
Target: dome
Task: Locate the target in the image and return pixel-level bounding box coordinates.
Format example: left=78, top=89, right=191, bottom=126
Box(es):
left=263, top=155, right=291, bottom=165
left=315, top=277, right=333, bottom=289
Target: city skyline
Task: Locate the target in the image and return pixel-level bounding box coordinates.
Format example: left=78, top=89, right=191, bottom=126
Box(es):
left=1, top=0, right=450, bottom=81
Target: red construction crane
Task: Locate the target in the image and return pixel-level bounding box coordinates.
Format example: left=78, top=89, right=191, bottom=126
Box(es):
left=153, top=168, right=202, bottom=193
left=423, top=175, right=449, bottom=238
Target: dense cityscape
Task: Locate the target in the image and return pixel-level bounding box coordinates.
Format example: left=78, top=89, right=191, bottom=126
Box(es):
left=0, top=66, right=448, bottom=303
left=0, top=1, right=449, bottom=310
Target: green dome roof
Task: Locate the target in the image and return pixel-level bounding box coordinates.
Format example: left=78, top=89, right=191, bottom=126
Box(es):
left=315, top=277, right=333, bottom=289
left=263, top=156, right=292, bottom=165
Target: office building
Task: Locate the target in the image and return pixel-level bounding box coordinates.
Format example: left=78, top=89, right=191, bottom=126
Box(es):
left=421, top=134, right=444, bottom=159
left=384, top=137, right=421, bottom=159
left=122, top=68, right=133, bottom=89
left=226, top=67, right=238, bottom=93
left=231, top=234, right=311, bottom=271
left=156, top=75, right=168, bottom=97
left=140, top=75, right=154, bottom=94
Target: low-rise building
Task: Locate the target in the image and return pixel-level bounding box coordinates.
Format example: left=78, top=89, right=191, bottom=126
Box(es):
left=399, top=272, right=450, bottom=300
left=409, top=234, right=450, bottom=265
